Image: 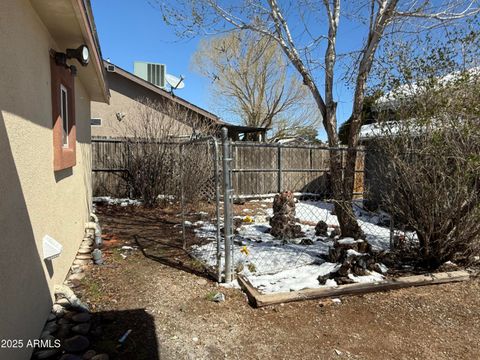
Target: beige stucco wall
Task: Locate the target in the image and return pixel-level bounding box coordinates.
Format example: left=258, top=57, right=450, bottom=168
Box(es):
left=0, top=1, right=93, bottom=359
left=91, top=72, right=194, bottom=138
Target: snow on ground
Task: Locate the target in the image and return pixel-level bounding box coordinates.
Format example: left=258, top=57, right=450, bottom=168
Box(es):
left=93, top=196, right=142, bottom=206
left=191, top=199, right=396, bottom=293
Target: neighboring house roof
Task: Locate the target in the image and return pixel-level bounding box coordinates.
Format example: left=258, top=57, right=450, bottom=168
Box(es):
left=31, top=0, right=109, bottom=103
left=377, top=67, right=479, bottom=109
left=104, top=61, right=267, bottom=136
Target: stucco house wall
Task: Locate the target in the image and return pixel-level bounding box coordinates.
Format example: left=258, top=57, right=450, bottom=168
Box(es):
left=91, top=71, right=194, bottom=138
left=0, top=1, right=107, bottom=359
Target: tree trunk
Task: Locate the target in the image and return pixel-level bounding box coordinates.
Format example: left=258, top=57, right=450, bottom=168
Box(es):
left=324, top=111, right=364, bottom=239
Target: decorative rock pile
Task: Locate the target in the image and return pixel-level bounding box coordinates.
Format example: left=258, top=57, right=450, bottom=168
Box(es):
left=318, top=236, right=387, bottom=285
left=269, top=191, right=304, bottom=239
left=66, top=215, right=103, bottom=288
left=32, top=284, right=109, bottom=360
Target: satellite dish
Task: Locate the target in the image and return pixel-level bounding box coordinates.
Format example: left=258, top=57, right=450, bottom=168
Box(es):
left=165, top=73, right=185, bottom=90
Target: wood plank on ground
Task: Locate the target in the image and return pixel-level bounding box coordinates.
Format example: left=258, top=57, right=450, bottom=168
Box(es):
left=237, top=271, right=471, bottom=308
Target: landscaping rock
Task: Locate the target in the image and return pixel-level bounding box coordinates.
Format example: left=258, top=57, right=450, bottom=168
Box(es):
left=34, top=348, right=61, bottom=359
left=47, top=313, right=56, bottom=321
left=212, top=292, right=225, bottom=302
left=72, top=323, right=91, bottom=335
left=82, top=350, right=96, bottom=359
left=300, top=238, right=314, bottom=245
left=72, top=313, right=91, bottom=323
left=59, top=354, right=83, bottom=360
left=315, top=221, right=328, bottom=236
left=78, top=247, right=92, bottom=254
left=69, top=273, right=86, bottom=282
left=56, top=324, right=72, bottom=339
left=64, top=335, right=90, bottom=353
left=91, top=354, right=109, bottom=360
left=56, top=298, right=71, bottom=307
left=52, top=304, right=66, bottom=316
left=44, top=322, right=58, bottom=334
left=73, top=259, right=92, bottom=266
left=76, top=254, right=93, bottom=260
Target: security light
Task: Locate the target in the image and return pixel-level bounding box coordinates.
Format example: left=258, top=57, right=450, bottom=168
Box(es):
left=66, top=45, right=90, bottom=66
left=52, top=44, right=89, bottom=68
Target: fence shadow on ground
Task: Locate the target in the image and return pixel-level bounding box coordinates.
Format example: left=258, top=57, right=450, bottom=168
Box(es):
left=96, top=205, right=215, bottom=281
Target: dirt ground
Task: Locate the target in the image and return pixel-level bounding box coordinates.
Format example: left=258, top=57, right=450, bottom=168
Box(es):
left=77, top=205, right=480, bottom=360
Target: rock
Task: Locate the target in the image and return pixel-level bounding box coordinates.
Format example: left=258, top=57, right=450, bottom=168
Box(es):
left=91, top=355, right=109, bottom=360
left=64, top=335, right=90, bottom=353
left=56, top=298, right=71, bottom=307
left=300, top=238, right=314, bottom=245
left=211, top=293, right=225, bottom=302
left=73, top=259, right=92, bottom=266
left=47, top=313, right=56, bottom=321
left=269, top=191, right=304, bottom=239
left=82, top=350, right=96, bottom=360
left=317, top=274, right=330, bottom=285
left=58, top=318, right=72, bottom=325
left=438, top=261, right=459, bottom=272
left=55, top=285, right=76, bottom=300
left=76, top=254, right=93, bottom=260
left=67, top=279, right=82, bottom=288
left=72, top=313, right=91, bottom=323
left=56, top=324, right=72, bottom=338
left=69, top=273, right=86, bottom=281
left=40, top=330, right=51, bottom=339
left=44, top=322, right=58, bottom=333
left=82, top=238, right=94, bottom=246
left=315, top=221, right=328, bottom=236
left=59, top=355, right=83, bottom=360
left=34, top=348, right=61, bottom=359
left=52, top=304, right=66, bottom=316
left=78, top=247, right=92, bottom=254
left=72, top=323, right=91, bottom=335
left=329, top=227, right=341, bottom=239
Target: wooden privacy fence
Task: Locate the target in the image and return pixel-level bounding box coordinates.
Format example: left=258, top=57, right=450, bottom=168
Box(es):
left=91, top=139, right=365, bottom=198
left=231, top=142, right=365, bottom=198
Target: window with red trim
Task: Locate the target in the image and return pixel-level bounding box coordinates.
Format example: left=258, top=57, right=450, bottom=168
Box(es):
left=50, top=57, right=76, bottom=171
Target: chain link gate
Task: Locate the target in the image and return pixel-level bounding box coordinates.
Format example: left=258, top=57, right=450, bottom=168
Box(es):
left=179, top=130, right=235, bottom=283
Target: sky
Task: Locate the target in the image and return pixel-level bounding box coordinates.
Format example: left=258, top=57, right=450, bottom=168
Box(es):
left=90, top=1, right=380, bottom=140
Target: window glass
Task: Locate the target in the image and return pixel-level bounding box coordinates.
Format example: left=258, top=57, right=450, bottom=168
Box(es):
left=60, top=85, right=68, bottom=147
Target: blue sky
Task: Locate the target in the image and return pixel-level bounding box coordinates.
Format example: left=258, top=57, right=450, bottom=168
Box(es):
left=90, top=1, right=377, bottom=140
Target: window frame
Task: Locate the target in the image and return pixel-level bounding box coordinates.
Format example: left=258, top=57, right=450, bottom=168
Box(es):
left=50, top=56, right=76, bottom=171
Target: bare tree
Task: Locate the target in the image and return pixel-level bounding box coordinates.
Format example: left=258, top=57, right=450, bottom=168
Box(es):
left=191, top=31, right=321, bottom=140
left=156, top=0, right=479, bottom=238
left=114, top=98, right=216, bottom=206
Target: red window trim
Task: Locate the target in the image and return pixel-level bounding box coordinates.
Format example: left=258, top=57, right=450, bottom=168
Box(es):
left=50, top=57, right=76, bottom=171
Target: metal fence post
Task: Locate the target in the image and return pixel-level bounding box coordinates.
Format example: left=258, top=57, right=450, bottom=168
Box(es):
left=277, top=144, right=283, bottom=193
left=222, top=128, right=233, bottom=282
left=212, top=138, right=222, bottom=283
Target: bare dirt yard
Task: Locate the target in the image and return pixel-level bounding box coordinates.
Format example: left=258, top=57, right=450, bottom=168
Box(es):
left=77, top=205, right=480, bottom=360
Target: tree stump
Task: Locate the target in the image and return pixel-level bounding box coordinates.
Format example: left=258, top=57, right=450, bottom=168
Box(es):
left=269, top=191, right=304, bottom=239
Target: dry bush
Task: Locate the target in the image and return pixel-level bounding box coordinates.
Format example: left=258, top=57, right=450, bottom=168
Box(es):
left=114, top=98, right=216, bottom=206
left=370, top=79, right=480, bottom=267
